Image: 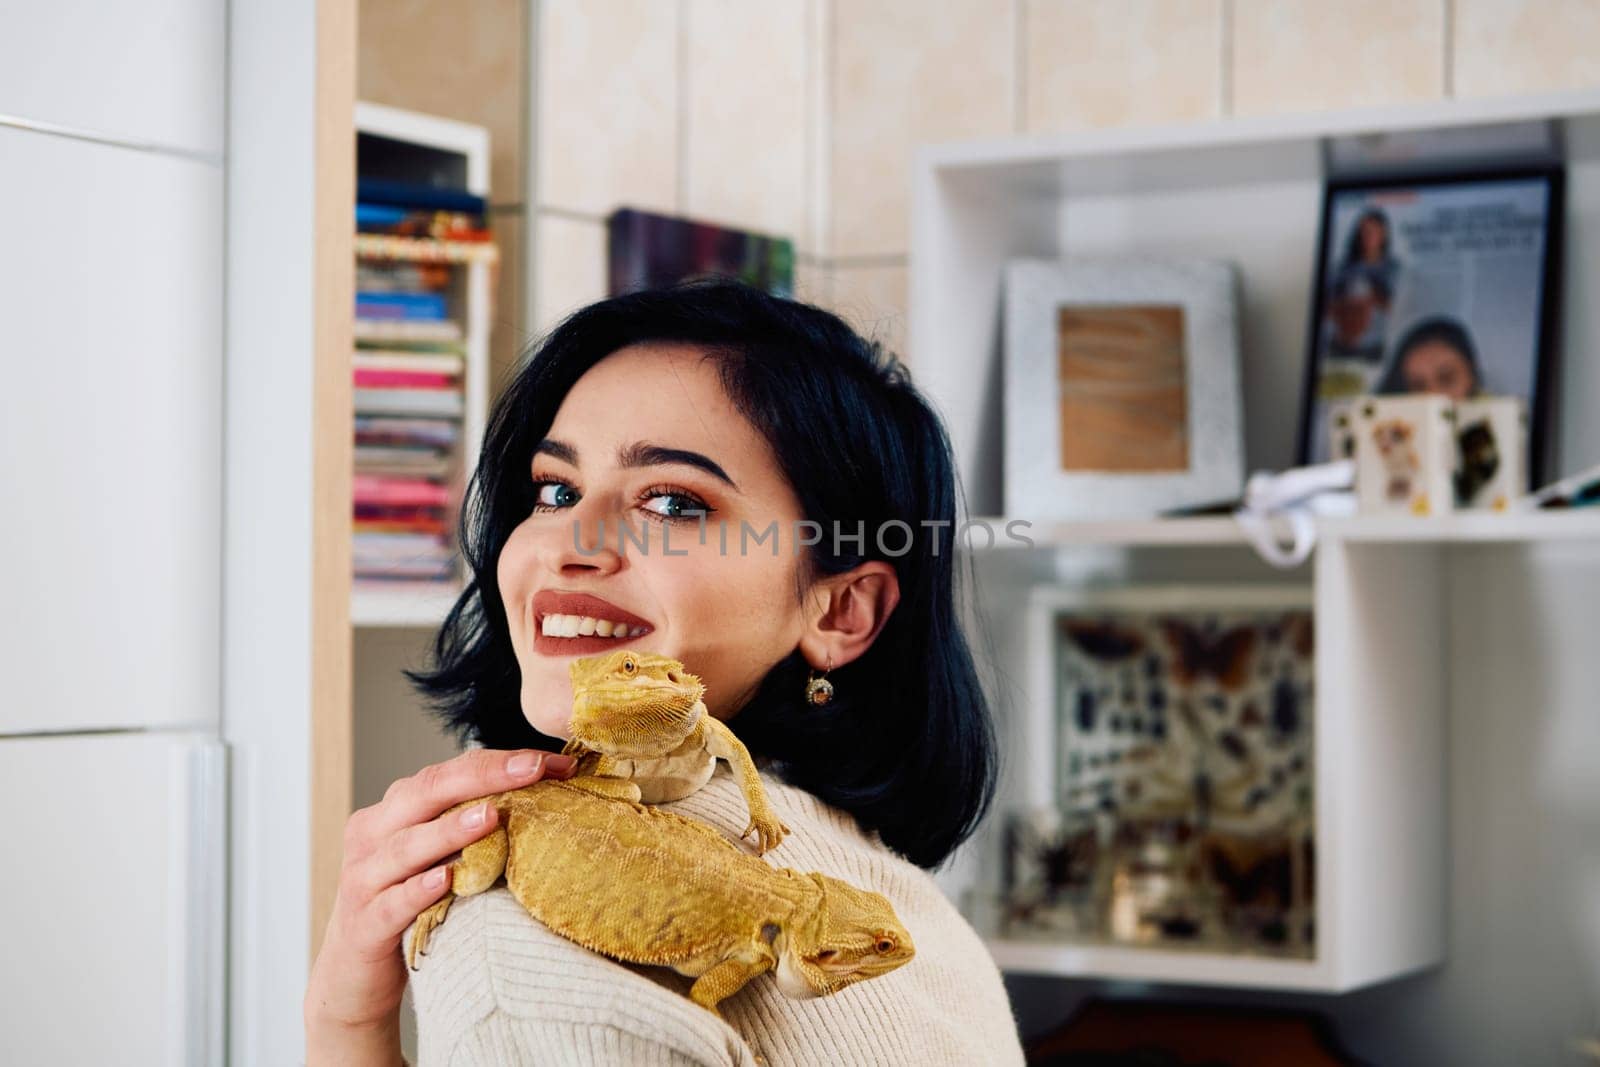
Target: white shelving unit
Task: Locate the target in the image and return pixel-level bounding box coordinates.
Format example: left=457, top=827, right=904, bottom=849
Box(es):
left=912, top=90, right=1600, bottom=994
left=351, top=101, right=493, bottom=628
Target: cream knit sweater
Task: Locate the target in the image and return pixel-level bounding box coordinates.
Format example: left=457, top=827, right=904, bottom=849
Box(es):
left=403, top=764, right=1025, bottom=1066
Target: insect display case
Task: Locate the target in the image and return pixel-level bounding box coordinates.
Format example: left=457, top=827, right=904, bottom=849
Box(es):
left=999, top=585, right=1315, bottom=961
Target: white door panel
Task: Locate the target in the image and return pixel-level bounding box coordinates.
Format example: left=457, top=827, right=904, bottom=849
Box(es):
left=0, top=127, right=222, bottom=735
left=0, top=0, right=224, bottom=156
left=0, top=732, right=225, bottom=1066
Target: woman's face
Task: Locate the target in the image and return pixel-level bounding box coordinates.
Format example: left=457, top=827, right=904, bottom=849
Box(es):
left=497, top=342, right=813, bottom=740
left=1399, top=339, right=1476, bottom=400
left=1358, top=217, right=1385, bottom=261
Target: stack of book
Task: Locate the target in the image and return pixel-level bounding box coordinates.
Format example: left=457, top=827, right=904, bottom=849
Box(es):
left=353, top=178, right=488, bottom=583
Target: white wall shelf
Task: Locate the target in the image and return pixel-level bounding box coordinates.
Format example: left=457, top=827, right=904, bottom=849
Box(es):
left=351, top=101, right=492, bottom=629
left=960, top=510, right=1600, bottom=551
left=914, top=89, right=1600, bottom=1000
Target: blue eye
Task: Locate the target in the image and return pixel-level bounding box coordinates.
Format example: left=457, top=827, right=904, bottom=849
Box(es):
left=531, top=480, right=578, bottom=511
left=642, top=488, right=709, bottom=522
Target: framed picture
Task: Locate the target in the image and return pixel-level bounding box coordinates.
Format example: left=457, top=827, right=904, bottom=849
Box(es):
left=607, top=207, right=795, bottom=298
left=1017, top=583, right=1316, bottom=956
left=1002, top=258, right=1245, bottom=521
left=1297, top=165, right=1563, bottom=483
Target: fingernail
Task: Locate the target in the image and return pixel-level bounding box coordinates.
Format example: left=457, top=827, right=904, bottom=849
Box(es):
left=545, top=754, right=576, bottom=774
left=506, top=752, right=542, bottom=778
left=424, top=866, right=448, bottom=889
left=460, top=802, right=488, bottom=829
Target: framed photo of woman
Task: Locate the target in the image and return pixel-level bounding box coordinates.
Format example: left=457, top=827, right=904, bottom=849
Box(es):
left=1297, top=165, right=1563, bottom=483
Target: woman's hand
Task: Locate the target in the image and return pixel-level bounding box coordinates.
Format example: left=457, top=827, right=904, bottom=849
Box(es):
left=304, top=747, right=576, bottom=1065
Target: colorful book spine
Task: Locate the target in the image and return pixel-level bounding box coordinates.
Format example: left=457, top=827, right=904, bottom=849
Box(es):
left=354, top=388, right=464, bottom=417
left=353, top=350, right=465, bottom=374
left=356, top=177, right=488, bottom=216
left=353, top=368, right=458, bottom=389
left=354, top=476, right=453, bottom=508
left=353, top=318, right=463, bottom=343
left=356, top=291, right=449, bottom=321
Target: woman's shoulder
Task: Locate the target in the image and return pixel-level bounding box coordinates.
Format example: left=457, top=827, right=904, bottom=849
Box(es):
left=405, top=887, right=759, bottom=1066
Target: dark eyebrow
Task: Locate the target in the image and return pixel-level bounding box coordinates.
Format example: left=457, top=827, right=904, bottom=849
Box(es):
left=533, top=438, right=739, bottom=491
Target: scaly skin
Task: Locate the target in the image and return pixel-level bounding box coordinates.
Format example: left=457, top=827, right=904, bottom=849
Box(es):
left=561, top=650, right=790, bottom=854
left=406, top=778, right=914, bottom=1019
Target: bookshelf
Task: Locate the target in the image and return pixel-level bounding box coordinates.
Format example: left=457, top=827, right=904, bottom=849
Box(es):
left=912, top=89, right=1600, bottom=993
left=350, top=101, right=495, bottom=628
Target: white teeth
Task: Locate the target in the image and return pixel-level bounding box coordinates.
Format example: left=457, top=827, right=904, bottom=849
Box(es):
left=539, top=613, right=647, bottom=640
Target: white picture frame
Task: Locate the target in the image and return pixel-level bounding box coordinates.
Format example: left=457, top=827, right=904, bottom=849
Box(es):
left=1002, top=257, right=1246, bottom=520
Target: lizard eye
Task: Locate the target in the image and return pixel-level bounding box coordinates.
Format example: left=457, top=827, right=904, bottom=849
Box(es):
left=875, top=938, right=896, bottom=954
left=622, top=656, right=636, bottom=674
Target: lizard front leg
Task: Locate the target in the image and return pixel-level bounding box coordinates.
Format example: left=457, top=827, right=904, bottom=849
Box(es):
left=687, top=944, right=775, bottom=1018
left=700, top=718, right=790, bottom=853
left=406, top=801, right=509, bottom=971
left=567, top=747, right=645, bottom=801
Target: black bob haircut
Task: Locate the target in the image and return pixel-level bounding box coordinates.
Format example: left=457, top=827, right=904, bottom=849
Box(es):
left=404, top=278, right=1000, bottom=870
left=1375, top=315, right=1484, bottom=395
left=1341, top=206, right=1393, bottom=266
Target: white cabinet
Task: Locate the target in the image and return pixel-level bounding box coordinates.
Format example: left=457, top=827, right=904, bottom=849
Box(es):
left=0, top=732, right=225, bottom=1066
left=0, top=125, right=222, bottom=735
left=0, top=0, right=224, bottom=156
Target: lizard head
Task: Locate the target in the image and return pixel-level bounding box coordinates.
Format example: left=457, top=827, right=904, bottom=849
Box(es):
left=775, top=874, right=915, bottom=999
left=567, top=649, right=707, bottom=756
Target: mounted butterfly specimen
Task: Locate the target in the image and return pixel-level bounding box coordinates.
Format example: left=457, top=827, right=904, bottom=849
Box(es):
left=998, top=809, right=1102, bottom=936
left=1161, top=618, right=1258, bottom=692
left=1047, top=594, right=1316, bottom=958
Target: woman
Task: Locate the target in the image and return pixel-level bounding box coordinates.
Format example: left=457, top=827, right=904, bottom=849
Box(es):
left=304, top=280, right=1024, bottom=1065
left=1375, top=315, right=1485, bottom=401
left=1324, top=207, right=1400, bottom=364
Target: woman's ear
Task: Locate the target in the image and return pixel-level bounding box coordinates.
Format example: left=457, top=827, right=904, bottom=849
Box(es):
left=799, top=561, right=901, bottom=670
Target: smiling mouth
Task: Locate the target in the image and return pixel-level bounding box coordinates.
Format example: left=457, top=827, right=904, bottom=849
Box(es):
left=536, top=612, right=655, bottom=640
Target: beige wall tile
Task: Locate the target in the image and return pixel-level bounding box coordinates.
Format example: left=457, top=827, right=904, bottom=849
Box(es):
left=532, top=212, right=608, bottom=338
left=359, top=0, right=528, bottom=201
left=684, top=0, right=810, bottom=244
left=794, top=258, right=833, bottom=308
left=537, top=0, right=679, bottom=216
left=1232, top=0, right=1445, bottom=116
left=830, top=0, right=1014, bottom=258
left=1453, top=0, right=1600, bottom=97
left=829, top=262, right=909, bottom=362
left=1024, top=0, right=1222, bottom=132
left=488, top=210, right=532, bottom=395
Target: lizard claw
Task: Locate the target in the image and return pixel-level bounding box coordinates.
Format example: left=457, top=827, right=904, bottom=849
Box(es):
left=407, top=895, right=454, bottom=971
left=742, top=814, right=791, bottom=855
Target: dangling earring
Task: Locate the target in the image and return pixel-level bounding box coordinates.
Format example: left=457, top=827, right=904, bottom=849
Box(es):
left=805, top=655, right=835, bottom=706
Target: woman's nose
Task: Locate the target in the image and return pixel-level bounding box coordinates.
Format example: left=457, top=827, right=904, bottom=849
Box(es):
left=541, top=498, right=625, bottom=572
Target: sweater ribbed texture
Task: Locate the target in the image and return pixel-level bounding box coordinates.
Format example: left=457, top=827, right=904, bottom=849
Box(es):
left=405, top=766, right=1025, bottom=1066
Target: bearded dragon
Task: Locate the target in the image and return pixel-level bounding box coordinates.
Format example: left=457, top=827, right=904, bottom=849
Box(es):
left=561, top=649, right=790, bottom=854
left=405, top=778, right=915, bottom=1020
